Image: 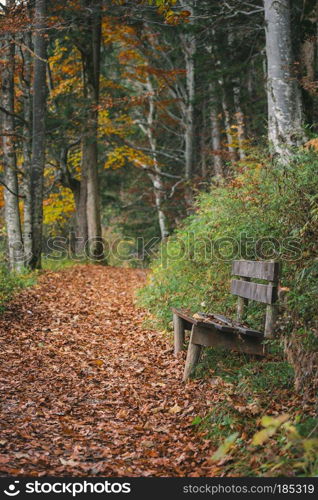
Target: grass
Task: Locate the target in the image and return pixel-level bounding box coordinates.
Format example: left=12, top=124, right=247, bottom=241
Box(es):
left=0, top=255, right=83, bottom=312
left=0, top=264, right=37, bottom=312
left=188, top=347, right=317, bottom=476
left=42, top=256, right=81, bottom=272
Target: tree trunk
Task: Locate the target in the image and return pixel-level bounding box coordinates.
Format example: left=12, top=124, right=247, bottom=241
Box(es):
left=145, top=78, right=169, bottom=240
left=298, top=1, right=318, bottom=126
left=209, top=84, right=223, bottom=178
left=30, top=0, right=47, bottom=269
left=213, top=32, right=237, bottom=162
left=181, top=1, right=196, bottom=207
left=220, top=80, right=237, bottom=161
left=1, top=17, right=24, bottom=272
left=21, top=30, right=33, bottom=265
left=264, top=0, right=305, bottom=156
left=80, top=0, right=104, bottom=260
left=59, top=145, right=88, bottom=257
left=232, top=78, right=246, bottom=160
left=200, top=100, right=208, bottom=179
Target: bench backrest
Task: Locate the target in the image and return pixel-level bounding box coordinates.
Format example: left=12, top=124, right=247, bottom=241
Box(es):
left=231, top=260, right=280, bottom=305
left=230, top=260, right=280, bottom=338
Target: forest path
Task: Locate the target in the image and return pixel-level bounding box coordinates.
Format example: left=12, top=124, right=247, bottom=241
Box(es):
left=0, top=265, right=219, bottom=476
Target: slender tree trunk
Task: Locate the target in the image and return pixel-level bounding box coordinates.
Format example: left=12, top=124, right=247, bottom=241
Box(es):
left=200, top=99, right=208, bottom=178
left=209, top=84, right=223, bottom=177
left=180, top=1, right=196, bottom=207
left=21, top=30, right=33, bottom=265
left=1, top=17, right=24, bottom=272
left=232, top=78, right=246, bottom=160
left=298, top=1, right=318, bottom=126
left=80, top=0, right=104, bottom=260
left=184, top=39, right=195, bottom=203
left=145, top=79, right=169, bottom=240
left=219, top=80, right=237, bottom=161
left=74, top=181, right=88, bottom=257
left=213, top=34, right=237, bottom=161
left=264, top=0, right=305, bottom=156
left=58, top=145, right=88, bottom=256
left=30, top=0, right=47, bottom=269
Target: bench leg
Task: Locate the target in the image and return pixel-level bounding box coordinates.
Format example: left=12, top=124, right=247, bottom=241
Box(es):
left=183, top=326, right=203, bottom=381
left=173, top=313, right=185, bottom=355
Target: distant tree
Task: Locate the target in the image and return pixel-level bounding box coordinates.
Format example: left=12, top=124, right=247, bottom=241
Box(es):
left=30, top=0, right=47, bottom=269
left=1, top=0, right=24, bottom=271
left=264, top=0, right=305, bottom=157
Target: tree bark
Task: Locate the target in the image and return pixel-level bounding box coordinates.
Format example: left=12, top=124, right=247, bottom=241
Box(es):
left=298, top=1, right=318, bottom=126
left=209, top=84, right=223, bottom=178
left=21, top=29, right=33, bottom=266
left=145, top=78, right=169, bottom=240
left=80, top=0, right=104, bottom=260
left=30, top=0, right=47, bottom=269
left=264, top=0, right=305, bottom=157
left=232, top=77, right=246, bottom=160
left=180, top=1, right=196, bottom=207
left=1, top=11, right=24, bottom=272
left=200, top=100, right=208, bottom=179
left=220, top=79, right=237, bottom=161
left=58, top=144, right=88, bottom=256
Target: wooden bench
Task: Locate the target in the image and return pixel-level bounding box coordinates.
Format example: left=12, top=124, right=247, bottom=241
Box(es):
left=172, top=260, right=280, bottom=381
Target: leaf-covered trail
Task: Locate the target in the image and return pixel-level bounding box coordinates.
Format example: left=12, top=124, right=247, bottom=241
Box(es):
left=0, top=265, right=218, bottom=476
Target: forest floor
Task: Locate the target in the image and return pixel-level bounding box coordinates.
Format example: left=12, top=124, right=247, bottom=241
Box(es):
left=0, top=264, right=316, bottom=477
left=0, top=264, right=223, bottom=477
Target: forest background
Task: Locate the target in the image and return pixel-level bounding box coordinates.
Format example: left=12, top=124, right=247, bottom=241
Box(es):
left=0, top=0, right=317, bottom=476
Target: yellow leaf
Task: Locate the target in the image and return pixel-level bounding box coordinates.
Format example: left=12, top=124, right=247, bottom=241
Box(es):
left=261, top=414, right=290, bottom=428
left=251, top=427, right=277, bottom=446
left=211, top=432, right=239, bottom=462
left=91, top=359, right=104, bottom=366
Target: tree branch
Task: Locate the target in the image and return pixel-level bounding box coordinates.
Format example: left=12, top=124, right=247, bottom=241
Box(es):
left=0, top=179, right=25, bottom=199
left=0, top=106, right=28, bottom=126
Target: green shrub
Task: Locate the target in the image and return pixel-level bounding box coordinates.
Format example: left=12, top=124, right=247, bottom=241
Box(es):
left=138, top=147, right=318, bottom=394
left=0, top=263, right=36, bottom=310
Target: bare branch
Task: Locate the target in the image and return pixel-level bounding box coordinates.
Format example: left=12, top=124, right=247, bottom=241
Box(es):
left=0, top=179, right=25, bottom=199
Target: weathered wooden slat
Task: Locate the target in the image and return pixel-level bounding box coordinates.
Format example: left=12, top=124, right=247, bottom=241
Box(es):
left=232, top=260, right=280, bottom=281
left=264, top=303, right=278, bottom=338
left=191, top=325, right=265, bottom=356
left=173, top=309, right=263, bottom=336
left=172, top=309, right=233, bottom=332
left=195, top=321, right=234, bottom=333
left=231, top=279, right=278, bottom=304
left=171, top=308, right=198, bottom=326
left=237, top=277, right=250, bottom=322
left=210, top=313, right=263, bottom=337
left=183, top=326, right=203, bottom=381
left=173, top=313, right=185, bottom=355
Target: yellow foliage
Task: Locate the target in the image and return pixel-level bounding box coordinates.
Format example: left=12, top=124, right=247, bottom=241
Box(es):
left=43, top=188, right=75, bottom=226
left=48, top=43, right=82, bottom=100
left=0, top=186, right=4, bottom=209
left=104, top=146, right=152, bottom=170
left=99, top=111, right=134, bottom=139
left=68, top=148, right=82, bottom=176
left=252, top=414, right=290, bottom=446
left=304, top=138, right=318, bottom=152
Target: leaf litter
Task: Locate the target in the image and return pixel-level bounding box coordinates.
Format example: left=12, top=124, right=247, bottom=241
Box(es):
left=0, top=265, right=222, bottom=477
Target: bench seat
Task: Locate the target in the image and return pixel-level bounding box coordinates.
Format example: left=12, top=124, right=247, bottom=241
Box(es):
left=172, top=308, right=263, bottom=337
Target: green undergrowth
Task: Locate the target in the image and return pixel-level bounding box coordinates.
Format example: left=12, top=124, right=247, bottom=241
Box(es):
left=193, top=348, right=294, bottom=394
left=42, top=256, right=82, bottom=272
left=138, top=147, right=318, bottom=475
left=137, top=147, right=318, bottom=395
left=0, top=264, right=36, bottom=311
left=190, top=348, right=317, bottom=476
